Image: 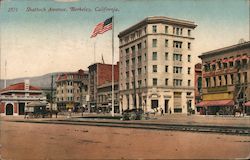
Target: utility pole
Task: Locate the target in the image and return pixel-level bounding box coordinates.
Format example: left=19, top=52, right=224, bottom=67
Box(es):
left=50, top=74, right=53, bottom=118
left=133, top=70, right=136, bottom=109
left=80, top=82, right=83, bottom=117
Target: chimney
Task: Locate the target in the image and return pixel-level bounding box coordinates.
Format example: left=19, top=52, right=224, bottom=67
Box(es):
left=24, top=79, right=30, bottom=91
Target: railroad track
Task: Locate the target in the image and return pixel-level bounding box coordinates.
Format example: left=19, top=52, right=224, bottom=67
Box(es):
left=9, top=119, right=250, bottom=136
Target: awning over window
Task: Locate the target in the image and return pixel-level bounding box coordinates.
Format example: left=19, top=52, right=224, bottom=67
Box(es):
left=196, top=100, right=234, bottom=107
left=244, top=101, right=250, bottom=107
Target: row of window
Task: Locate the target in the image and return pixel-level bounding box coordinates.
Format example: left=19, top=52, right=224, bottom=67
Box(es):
left=122, top=65, right=192, bottom=78
left=123, top=78, right=192, bottom=89
left=205, top=72, right=248, bottom=87
left=152, top=25, right=192, bottom=36
left=204, top=59, right=248, bottom=72
left=152, top=39, right=191, bottom=49
left=120, top=25, right=192, bottom=45
left=57, top=89, right=81, bottom=94
left=57, top=97, right=80, bottom=102
left=123, top=52, right=191, bottom=66
left=122, top=40, right=191, bottom=58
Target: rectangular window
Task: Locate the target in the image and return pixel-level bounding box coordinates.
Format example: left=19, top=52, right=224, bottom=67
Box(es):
left=243, top=72, right=247, bottom=83
left=173, top=41, right=182, bottom=48
left=231, top=74, right=234, bottom=84
left=138, top=80, right=142, bottom=87
left=165, top=66, right=168, bottom=72
left=165, top=26, right=168, bottom=34
left=165, top=52, right=168, bottom=60
left=188, top=67, right=191, bottom=74
left=132, top=58, right=135, bottom=65
left=188, top=80, right=191, bottom=86
left=152, top=25, right=157, bottom=33
left=165, top=78, right=168, bottom=86
left=138, top=56, right=142, bottom=63
left=144, top=40, right=147, bottom=48
left=173, top=79, right=182, bottom=86
left=137, top=43, right=142, bottom=51
left=219, top=76, right=222, bottom=86
left=173, top=66, right=182, bottom=74
left=223, top=61, right=228, bottom=68
left=176, top=28, right=179, bottom=35
left=224, top=75, right=228, bottom=85
left=165, top=39, right=168, bottom=47
left=126, top=60, right=129, bottom=68
left=188, top=30, right=191, bottom=36
left=188, top=55, right=191, bottom=62
left=152, top=39, right=157, bottom=47
left=206, top=78, right=210, bottom=87
left=125, top=48, right=129, bottom=55
left=153, top=78, right=157, bottom=86
left=138, top=68, right=142, bottom=75
left=152, top=52, right=157, bottom=60
left=213, top=77, right=216, bottom=87
left=173, top=54, right=182, bottom=61
left=144, top=53, right=147, bottom=61
left=126, top=83, right=129, bottom=89
left=153, top=65, right=157, bottom=72
left=126, top=72, right=129, bottom=78
left=188, top=42, right=191, bottom=49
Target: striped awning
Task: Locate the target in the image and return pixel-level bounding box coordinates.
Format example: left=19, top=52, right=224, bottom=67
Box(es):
left=244, top=101, right=250, bottom=107
left=196, top=100, right=234, bottom=107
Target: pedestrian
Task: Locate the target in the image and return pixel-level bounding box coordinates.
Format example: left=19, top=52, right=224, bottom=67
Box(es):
left=169, top=109, right=171, bottom=114
left=160, top=108, right=164, bottom=116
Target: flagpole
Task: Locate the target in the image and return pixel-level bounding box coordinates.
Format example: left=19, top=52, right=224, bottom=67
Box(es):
left=94, top=41, right=96, bottom=63
left=111, top=15, right=114, bottom=117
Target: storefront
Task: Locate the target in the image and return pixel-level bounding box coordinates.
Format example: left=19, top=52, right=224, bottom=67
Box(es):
left=196, top=100, right=234, bottom=115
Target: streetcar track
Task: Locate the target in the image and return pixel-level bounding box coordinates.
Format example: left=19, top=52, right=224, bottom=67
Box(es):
left=7, top=119, right=250, bottom=136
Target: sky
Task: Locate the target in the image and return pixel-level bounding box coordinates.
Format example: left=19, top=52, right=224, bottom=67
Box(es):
left=0, top=0, right=249, bottom=79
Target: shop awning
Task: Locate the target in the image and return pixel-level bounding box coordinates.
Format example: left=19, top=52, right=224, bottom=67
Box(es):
left=27, top=101, right=47, bottom=107
left=196, top=100, right=234, bottom=107
left=244, top=101, right=250, bottom=107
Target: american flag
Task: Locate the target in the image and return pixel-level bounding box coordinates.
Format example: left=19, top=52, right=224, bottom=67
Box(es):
left=90, top=17, right=113, bottom=38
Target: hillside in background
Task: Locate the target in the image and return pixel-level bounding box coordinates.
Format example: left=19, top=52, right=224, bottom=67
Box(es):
left=0, top=72, right=63, bottom=90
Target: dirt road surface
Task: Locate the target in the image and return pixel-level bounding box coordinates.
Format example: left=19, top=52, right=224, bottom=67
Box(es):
left=1, top=121, right=250, bottom=160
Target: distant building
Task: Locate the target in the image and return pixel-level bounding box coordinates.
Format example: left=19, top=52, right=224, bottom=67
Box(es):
left=198, top=41, right=250, bottom=115
left=97, top=82, right=119, bottom=113
left=118, top=16, right=197, bottom=114
left=55, top=69, right=88, bottom=111
left=194, top=63, right=202, bottom=113
left=0, top=80, right=46, bottom=116
left=88, top=63, right=119, bottom=112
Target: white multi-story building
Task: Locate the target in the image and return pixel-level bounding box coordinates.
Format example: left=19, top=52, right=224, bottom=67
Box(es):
left=118, top=16, right=197, bottom=114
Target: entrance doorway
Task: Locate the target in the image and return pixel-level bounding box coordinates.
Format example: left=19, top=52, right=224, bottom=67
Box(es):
left=6, top=104, right=13, bottom=115
left=165, top=100, right=169, bottom=113
left=151, top=100, right=158, bottom=109
left=19, top=103, right=25, bottom=115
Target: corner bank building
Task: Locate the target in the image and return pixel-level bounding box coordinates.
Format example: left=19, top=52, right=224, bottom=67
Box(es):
left=118, top=16, right=197, bottom=114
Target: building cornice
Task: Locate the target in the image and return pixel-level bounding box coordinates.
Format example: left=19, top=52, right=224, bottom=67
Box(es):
left=199, top=41, right=250, bottom=59
left=118, top=16, right=197, bottom=38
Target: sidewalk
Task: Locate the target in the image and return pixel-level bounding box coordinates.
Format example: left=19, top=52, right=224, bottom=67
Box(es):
left=2, top=113, right=250, bottom=127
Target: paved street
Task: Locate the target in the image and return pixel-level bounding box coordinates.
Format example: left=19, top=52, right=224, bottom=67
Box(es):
left=1, top=115, right=250, bottom=159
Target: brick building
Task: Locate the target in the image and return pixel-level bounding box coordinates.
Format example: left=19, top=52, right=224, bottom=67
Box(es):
left=88, top=63, right=119, bottom=112
left=198, top=41, right=250, bottom=115
left=194, top=63, right=202, bottom=113
left=0, top=80, right=46, bottom=116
